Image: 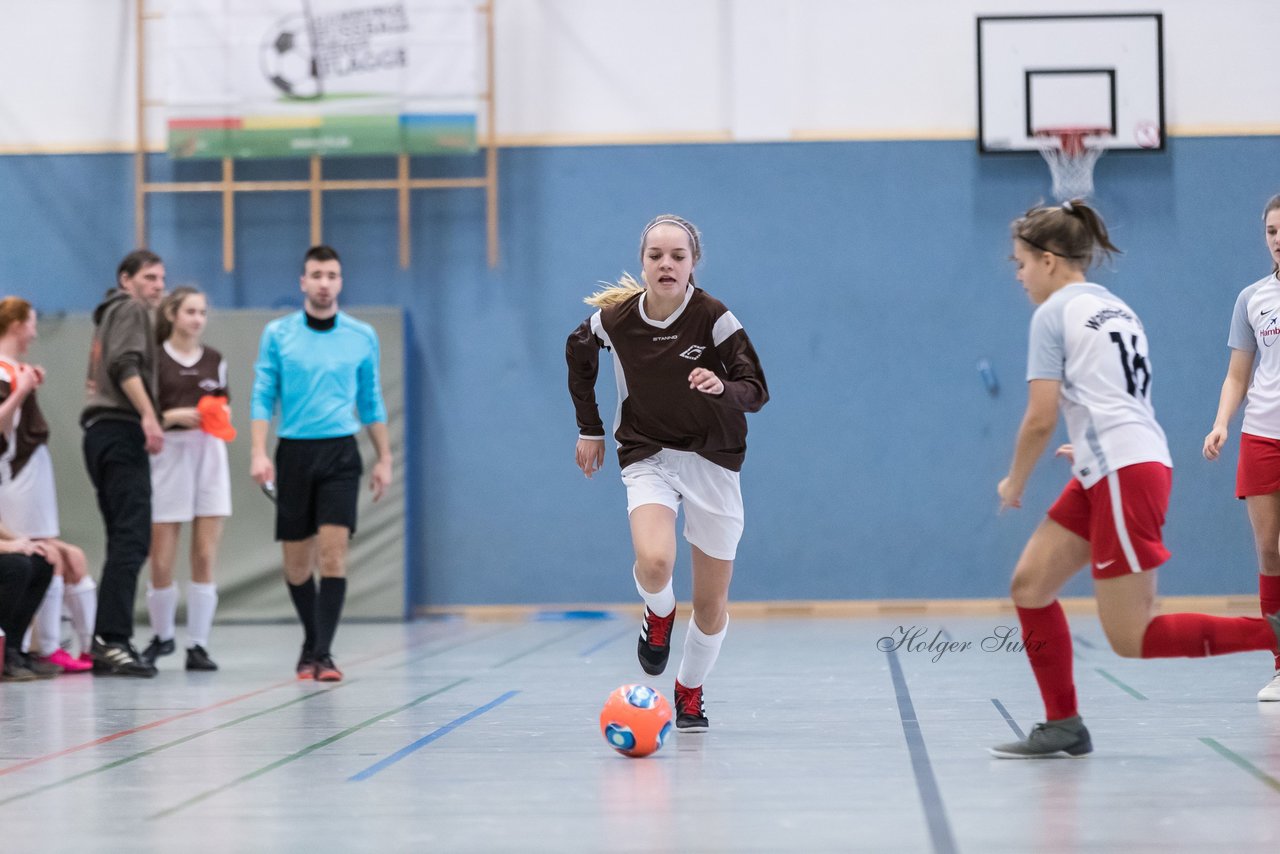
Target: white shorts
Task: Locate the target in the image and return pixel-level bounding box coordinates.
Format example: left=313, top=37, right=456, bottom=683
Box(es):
left=621, top=449, right=744, bottom=561
left=0, top=444, right=59, bottom=538
left=151, top=430, right=232, bottom=523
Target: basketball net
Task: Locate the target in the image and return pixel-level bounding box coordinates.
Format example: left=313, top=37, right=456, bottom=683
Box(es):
left=1035, top=129, right=1107, bottom=201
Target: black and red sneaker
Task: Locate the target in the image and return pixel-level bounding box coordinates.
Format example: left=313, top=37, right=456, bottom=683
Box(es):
left=637, top=606, right=676, bottom=676
left=674, top=680, right=708, bottom=731
left=313, top=653, right=343, bottom=682
left=296, top=646, right=315, bottom=680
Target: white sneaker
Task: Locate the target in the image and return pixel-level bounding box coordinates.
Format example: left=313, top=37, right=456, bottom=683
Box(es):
left=1258, top=671, right=1280, bottom=702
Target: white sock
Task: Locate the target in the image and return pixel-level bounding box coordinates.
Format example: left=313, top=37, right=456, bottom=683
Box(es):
left=633, top=565, right=676, bottom=617
left=146, top=584, right=178, bottom=642
left=186, top=582, right=218, bottom=648
left=64, top=577, right=97, bottom=654
left=676, top=613, right=728, bottom=689
left=34, top=575, right=65, bottom=654
left=21, top=624, right=32, bottom=653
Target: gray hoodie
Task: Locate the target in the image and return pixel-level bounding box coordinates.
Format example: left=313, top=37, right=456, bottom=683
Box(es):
left=80, top=288, right=158, bottom=427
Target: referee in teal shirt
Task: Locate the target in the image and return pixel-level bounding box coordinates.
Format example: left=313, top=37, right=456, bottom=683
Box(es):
left=250, top=245, right=392, bottom=682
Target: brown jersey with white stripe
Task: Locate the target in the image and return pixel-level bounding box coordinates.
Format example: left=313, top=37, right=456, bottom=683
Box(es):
left=0, top=364, right=49, bottom=478
left=157, top=343, right=228, bottom=430
left=566, top=285, right=768, bottom=472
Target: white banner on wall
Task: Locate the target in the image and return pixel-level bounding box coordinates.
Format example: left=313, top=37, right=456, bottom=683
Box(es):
left=164, top=0, right=481, bottom=158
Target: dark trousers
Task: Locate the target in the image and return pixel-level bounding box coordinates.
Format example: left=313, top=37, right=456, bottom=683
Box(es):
left=0, top=552, right=52, bottom=642
left=83, top=419, right=152, bottom=643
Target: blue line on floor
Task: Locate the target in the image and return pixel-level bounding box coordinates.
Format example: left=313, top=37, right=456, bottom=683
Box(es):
left=580, top=626, right=635, bottom=657
left=1072, top=633, right=1096, bottom=650
left=885, top=649, right=958, bottom=854
left=347, top=691, right=520, bottom=782
left=990, top=698, right=1025, bottom=740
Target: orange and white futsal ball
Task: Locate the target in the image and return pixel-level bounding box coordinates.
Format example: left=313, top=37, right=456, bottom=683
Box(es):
left=599, top=685, right=674, bottom=757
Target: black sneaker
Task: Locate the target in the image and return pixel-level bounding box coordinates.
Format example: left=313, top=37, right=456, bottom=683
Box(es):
left=91, top=637, right=158, bottom=678
left=674, top=680, right=709, bottom=732
left=141, top=635, right=176, bottom=667
left=637, top=606, right=676, bottom=676
left=989, top=716, right=1093, bottom=759
left=296, top=646, right=315, bottom=680
left=185, top=645, right=218, bottom=672
left=19, top=652, right=59, bottom=680
left=2, top=650, right=36, bottom=682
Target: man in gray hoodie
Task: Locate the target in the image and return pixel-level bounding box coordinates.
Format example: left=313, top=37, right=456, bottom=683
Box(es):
left=81, top=249, right=165, bottom=677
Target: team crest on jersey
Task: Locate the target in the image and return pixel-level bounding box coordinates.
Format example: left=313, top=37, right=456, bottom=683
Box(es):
left=199, top=378, right=221, bottom=392
left=679, top=345, right=706, bottom=360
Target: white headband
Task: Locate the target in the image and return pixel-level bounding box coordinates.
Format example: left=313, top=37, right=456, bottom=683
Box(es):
left=643, top=218, right=698, bottom=250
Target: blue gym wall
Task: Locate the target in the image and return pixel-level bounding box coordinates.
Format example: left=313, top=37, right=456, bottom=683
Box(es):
left=1, top=136, right=1277, bottom=606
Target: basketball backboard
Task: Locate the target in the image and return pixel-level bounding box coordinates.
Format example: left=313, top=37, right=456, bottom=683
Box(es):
left=977, top=14, right=1165, bottom=154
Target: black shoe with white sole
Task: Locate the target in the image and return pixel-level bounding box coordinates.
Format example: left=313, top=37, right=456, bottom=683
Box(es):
left=91, top=637, right=158, bottom=678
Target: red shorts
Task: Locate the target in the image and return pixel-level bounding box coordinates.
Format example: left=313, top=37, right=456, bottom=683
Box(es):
left=1047, top=462, right=1172, bottom=579
left=1236, top=432, right=1280, bottom=499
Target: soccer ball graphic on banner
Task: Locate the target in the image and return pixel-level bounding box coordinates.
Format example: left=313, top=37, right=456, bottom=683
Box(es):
left=599, top=685, right=673, bottom=758
left=260, top=14, right=323, bottom=100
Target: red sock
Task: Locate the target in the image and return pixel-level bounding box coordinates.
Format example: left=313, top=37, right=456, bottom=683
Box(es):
left=1140, top=613, right=1275, bottom=657
left=1016, top=602, right=1077, bottom=721
left=1260, top=574, right=1280, bottom=669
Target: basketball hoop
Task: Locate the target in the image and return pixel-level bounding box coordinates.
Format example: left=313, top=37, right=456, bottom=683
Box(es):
left=1034, top=128, right=1108, bottom=201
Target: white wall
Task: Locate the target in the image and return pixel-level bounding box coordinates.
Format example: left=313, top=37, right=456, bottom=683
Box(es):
left=1, top=0, right=1277, bottom=152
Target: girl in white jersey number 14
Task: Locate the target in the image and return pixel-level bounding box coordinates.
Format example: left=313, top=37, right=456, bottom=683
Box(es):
left=990, top=200, right=1280, bottom=759
left=1203, top=193, right=1280, bottom=702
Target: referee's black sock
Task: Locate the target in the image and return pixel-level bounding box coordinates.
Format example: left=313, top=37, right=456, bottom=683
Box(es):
left=314, top=577, right=347, bottom=658
left=287, top=578, right=319, bottom=653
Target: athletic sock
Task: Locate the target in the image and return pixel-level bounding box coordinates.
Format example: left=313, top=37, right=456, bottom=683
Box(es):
left=1141, top=613, right=1276, bottom=657
left=186, top=582, right=218, bottom=648
left=1260, top=573, right=1280, bottom=670
left=287, top=578, right=319, bottom=652
left=1016, top=602, right=1078, bottom=721
left=64, top=576, right=97, bottom=655
left=33, top=574, right=64, bottom=655
left=675, top=613, right=727, bottom=689
left=146, top=583, right=178, bottom=642
left=633, top=564, right=676, bottom=618
left=313, top=577, right=347, bottom=658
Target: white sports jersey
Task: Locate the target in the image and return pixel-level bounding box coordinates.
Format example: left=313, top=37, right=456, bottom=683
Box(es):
left=1227, top=273, right=1280, bottom=439
left=1027, top=282, right=1171, bottom=488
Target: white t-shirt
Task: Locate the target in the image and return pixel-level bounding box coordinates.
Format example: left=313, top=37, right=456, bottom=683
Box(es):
left=1027, top=282, right=1171, bottom=488
left=1228, top=273, right=1280, bottom=439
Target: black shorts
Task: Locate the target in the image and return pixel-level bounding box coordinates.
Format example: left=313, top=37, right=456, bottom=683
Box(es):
left=275, top=436, right=362, bottom=542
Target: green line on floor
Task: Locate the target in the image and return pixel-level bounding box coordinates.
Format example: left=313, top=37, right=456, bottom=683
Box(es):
left=0, top=682, right=354, bottom=809
left=149, top=676, right=471, bottom=820
left=1201, top=737, right=1280, bottom=795
left=1093, top=668, right=1147, bottom=700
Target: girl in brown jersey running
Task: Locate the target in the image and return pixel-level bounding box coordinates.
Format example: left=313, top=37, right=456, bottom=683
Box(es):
left=566, top=214, right=768, bottom=731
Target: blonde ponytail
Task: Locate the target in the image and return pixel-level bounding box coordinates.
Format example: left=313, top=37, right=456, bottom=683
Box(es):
left=584, top=273, right=645, bottom=308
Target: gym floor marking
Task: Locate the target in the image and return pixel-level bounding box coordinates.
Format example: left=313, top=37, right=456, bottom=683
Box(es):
left=348, top=690, right=520, bottom=781
left=1093, top=668, right=1148, bottom=700
left=1200, top=738, right=1280, bottom=795
left=0, top=624, right=445, bottom=778
left=149, top=677, right=473, bottom=820
left=990, top=698, right=1025, bottom=739
left=579, top=626, right=635, bottom=657
left=489, top=624, right=597, bottom=668
left=885, top=649, right=958, bottom=854
left=0, top=682, right=355, bottom=808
